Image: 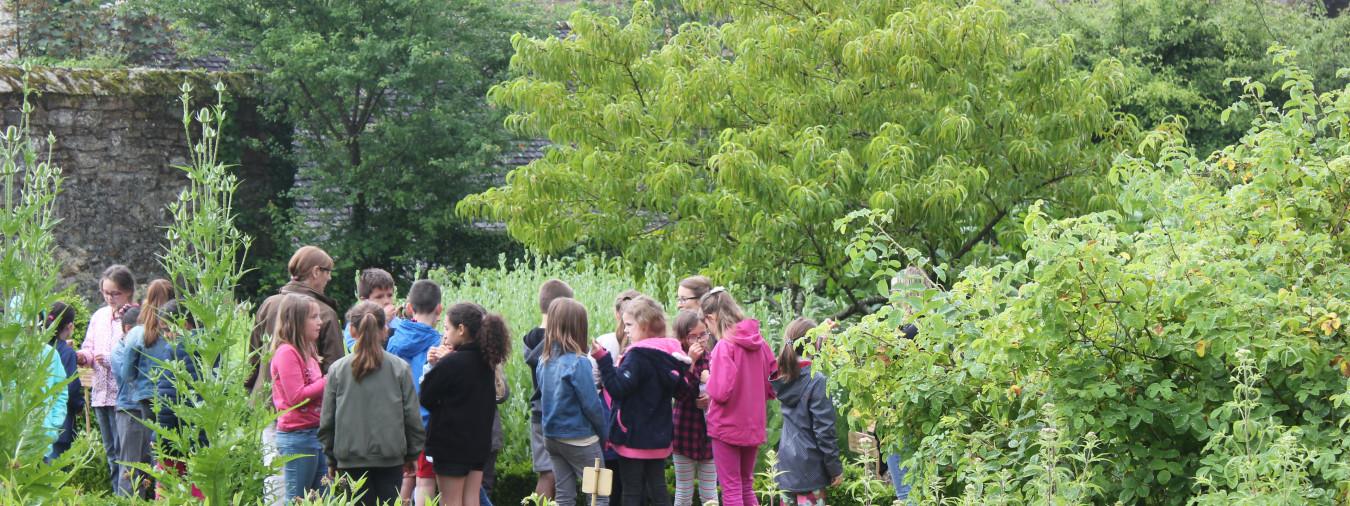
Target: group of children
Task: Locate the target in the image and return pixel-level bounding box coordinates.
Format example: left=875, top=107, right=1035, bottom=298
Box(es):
left=53, top=243, right=877, bottom=506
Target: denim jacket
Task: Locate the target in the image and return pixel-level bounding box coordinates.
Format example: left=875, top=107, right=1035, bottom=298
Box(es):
left=537, top=347, right=609, bottom=442
left=112, top=325, right=173, bottom=410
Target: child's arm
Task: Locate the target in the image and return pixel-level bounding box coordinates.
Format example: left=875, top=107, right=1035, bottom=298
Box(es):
left=706, top=347, right=735, bottom=404
left=810, top=375, right=844, bottom=480
left=112, top=330, right=138, bottom=385
left=595, top=349, right=641, bottom=399
left=318, top=373, right=337, bottom=465
left=419, top=355, right=453, bottom=410
left=76, top=317, right=97, bottom=366
left=573, top=358, right=609, bottom=441
left=271, top=347, right=325, bottom=409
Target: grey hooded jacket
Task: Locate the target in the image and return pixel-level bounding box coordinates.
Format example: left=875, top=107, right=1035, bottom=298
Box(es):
left=771, top=363, right=844, bottom=492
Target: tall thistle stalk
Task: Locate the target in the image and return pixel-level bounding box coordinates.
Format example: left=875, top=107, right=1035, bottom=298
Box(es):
left=131, top=81, right=282, bottom=503
left=0, top=69, right=90, bottom=502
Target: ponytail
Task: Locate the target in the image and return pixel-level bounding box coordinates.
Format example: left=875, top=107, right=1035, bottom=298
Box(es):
left=699, top=287, right=746, bottom=339
left=347, top=301, right=388, bottom=382
left=777, top=317, right=816, bottom=383
left=140, top=279, right=175, bottom=346
left=447, top=302, right=513, bottom=367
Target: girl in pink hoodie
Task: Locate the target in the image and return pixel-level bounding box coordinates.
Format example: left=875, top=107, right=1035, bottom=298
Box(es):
left=701, top=288, right=776, bottom=506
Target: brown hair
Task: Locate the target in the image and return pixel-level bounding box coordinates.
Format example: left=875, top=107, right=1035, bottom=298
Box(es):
left=538, top=279, right=574, bottom=314
left=271, top=294, right=318, bottom=360
left=44, top=301, right=76, bottom=342
left=358, top=268, right=395, bottom=299
left=612, top=289, right=643, bottom=349
left=699, top=287, right=747, bottom=339
left=678, top=275, right=712, bottom=299
left=101, top=264, right=136, bottom=295
left=446, top=302, right=512, bottom=367
left=407, top=280, right=442, bottom=315
left=346, top=301, right=388, bottom=381
left=622, top=295, right=667, bottom=339
left=288, top=246, right=334, bottom=282
left=777, top=317, right=817, bottom=383
left=673, top=310, right=702, bottom=348
left=140, top=279, right=175, bottom=346
left=542, top=298, right=588, bottom=361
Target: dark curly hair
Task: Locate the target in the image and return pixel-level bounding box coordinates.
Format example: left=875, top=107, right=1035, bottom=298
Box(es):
left=446, top=302, right=511, bottom=367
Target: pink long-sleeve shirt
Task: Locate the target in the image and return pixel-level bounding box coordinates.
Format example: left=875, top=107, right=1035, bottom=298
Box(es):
left=77, top=306, right=127, bottom=407
left=271, top=343, right=326, bottom=431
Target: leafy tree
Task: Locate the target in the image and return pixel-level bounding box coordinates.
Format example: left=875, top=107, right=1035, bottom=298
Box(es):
left=1008, top=0, right=1350, bottom=155
left=149, top=0, right=537, bottom=298
left=462, top=0, right=1138, bottom=316
left=821, top=49, right=1350, bottom=503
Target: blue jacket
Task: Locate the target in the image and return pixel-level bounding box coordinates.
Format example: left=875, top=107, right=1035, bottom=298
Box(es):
left=155, top=332, right=211, bottom=430
left=771, top=363, right=843, bottom=492
left=112, top=325, right=173, bottom=410
left=387, top=318, right=439, bottom=424
left=537, top=346, right=608, bottom=442
left=42, top=347, right=68, bottom=445
left=51, top=339, right=83, bottom=448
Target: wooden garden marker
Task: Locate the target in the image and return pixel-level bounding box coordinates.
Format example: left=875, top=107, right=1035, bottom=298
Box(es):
left=582, top=458, right=613, bottom=506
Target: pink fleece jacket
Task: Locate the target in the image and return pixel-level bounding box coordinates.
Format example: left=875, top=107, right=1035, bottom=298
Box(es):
left=270, top=343, right=325, bottom=431
left=705, top=319, right=776, bottom=447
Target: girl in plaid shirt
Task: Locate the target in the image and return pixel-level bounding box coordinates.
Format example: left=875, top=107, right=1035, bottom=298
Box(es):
left=672, top=311, right=717, bottom=506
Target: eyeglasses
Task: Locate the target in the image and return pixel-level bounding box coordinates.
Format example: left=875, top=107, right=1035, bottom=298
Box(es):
left=677, top=296, right=699, bottom=303
left=101, top=290, right=125, bottom=298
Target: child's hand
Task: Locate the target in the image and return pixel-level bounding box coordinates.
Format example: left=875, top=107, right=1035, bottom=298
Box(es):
left=382, top=303, right=397, bottom=321
left=590, top=341, right=607, bottom=359
left=696, top=394, right=710, bottom=410
left=699, top=370, right=710, bottom=384
left=688, top=341, right=706, bottom=364
left=427, top=345, right=446, bottom=365
left=830, top=474, right=843, bottom=487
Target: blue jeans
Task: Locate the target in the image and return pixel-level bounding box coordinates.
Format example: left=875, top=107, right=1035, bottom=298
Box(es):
left=276, top=428, right=327, bottom=503
left=887, top=454, right=910, bottom=501
left=95, top=406, right=121, bottom=491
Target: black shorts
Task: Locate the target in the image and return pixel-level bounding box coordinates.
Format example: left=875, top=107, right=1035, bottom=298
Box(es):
left=431, top=457, right=483, bottom=477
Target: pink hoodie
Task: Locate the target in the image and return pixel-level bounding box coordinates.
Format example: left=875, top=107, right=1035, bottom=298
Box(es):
left=705, top=319, right=776, bottom=446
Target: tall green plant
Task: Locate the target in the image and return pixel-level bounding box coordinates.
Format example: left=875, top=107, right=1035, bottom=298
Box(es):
left=0, top=71, right=90, bottom=503
left=131, top=81, right=282, bottom=503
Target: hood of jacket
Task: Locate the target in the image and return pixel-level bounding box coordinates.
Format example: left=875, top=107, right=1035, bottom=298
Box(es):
left=771, top=361, right=813, bottom=406
left=725, top=319, right=767, bottom=350
left=622, top=337, right=691, bottom=388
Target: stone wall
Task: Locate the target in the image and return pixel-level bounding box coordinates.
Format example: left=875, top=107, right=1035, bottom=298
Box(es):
left=0, top=66, right=275, bottom=302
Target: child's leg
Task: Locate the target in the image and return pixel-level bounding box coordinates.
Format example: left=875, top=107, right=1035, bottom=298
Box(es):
left=94, top=406, right=121, bottom=492
left=416, top=452, right=438, bottom=506
left=530, top=421, right=556, bottom=498
left=712, top=440, right=744, bottom=506
left=618, top=457, right=646, bottom=506
left=463, top=470, right=484, bottom=506
left=737, top=445, right=759, bottom=506
left=695, top=459, right=718, bottom=506
left=401, top=472, right=417, bottom=503
left=641, top=459, right=670, bottom=506
left=673, top=454, right=696, bottom=506
left=546, top=440, right=580, bottom=506
left=435, top=475, right=466, bottom=506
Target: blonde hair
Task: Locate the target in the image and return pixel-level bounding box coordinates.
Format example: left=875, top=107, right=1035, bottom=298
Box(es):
left=542, top=298, right=588, bottom=361
left=699, top=287, right=746, bottom=339
left=622, top=295, right=667, bottom=339
left=271, top=294, right=318, bottom=361
left=612, top=289, right=643, bottom=350
left=140, top=279, right=175, bottom=346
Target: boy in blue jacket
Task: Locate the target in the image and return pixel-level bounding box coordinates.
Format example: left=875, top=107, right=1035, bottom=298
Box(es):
left=343, top=268, right=401, bottom=352
left=387, top=279, right=445, bottom=504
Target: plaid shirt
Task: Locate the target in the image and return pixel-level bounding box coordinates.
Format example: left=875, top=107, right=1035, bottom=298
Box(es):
left=672, top=356, right=713, bottom=460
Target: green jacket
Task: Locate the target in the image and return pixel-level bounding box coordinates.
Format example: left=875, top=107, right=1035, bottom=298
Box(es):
left=319, top=350, right=426, bottom=469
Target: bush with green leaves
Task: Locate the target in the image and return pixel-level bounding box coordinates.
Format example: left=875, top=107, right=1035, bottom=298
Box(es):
left=821, top=49, right=1350, bottom=503
left=461, top=0, right=1141, bottom=317
left=0, top=72, right=91, bottom=504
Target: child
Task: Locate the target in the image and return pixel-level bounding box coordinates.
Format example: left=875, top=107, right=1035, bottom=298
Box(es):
left=592, top=289, right=640, bottom=499
left=269, top=294, right=328, bottom=503
left=538, top=298, right=609, bottom=506
left=387, top=280, right=446, bottom=505
left=593, top=295, right=690, bottom=506
left=152, top=299, right=207, bottom=500
left=675, top=275, right=712, bottom=312
left=421, top=302, right=511, bottom=506
left=343, top=268, right=400, bottom=352
left=112, top=294, right=178, bottom=499
left=702, top=287, right=776, bottom=506
left=523, top=279, right=574, bottom=499
left=671, top=311, right=716, bottom=506
left=321, top=302, right=427, bottom=506
left=771, top=318, right=843, bottom=505
left=45, top=302, right=84, bottom=462
left=76, top=264, right=136, bottom=489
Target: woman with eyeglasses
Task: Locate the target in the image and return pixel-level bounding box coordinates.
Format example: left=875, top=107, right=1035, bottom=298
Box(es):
left=245, top=245, right=345, bottom=504
left=76, top=264, right=137, bottom=492
left=675, top=276, right=711, bottom=312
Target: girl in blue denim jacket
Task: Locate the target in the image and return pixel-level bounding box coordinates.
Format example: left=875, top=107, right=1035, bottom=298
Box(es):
left=537, top=298, right=609, bottom=506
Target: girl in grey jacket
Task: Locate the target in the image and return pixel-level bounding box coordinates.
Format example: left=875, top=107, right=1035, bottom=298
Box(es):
left=770, top=318, right=843, bottom=504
